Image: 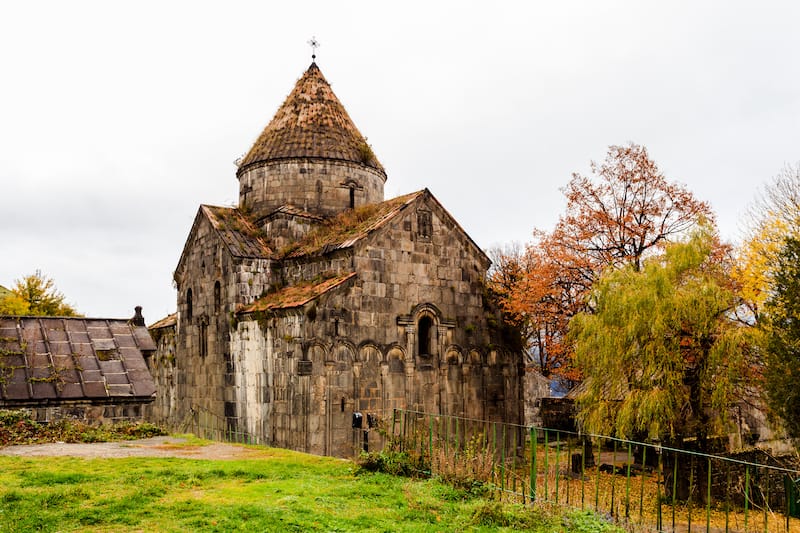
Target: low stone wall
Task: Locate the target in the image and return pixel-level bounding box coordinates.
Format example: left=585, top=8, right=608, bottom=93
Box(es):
left=5, top=402, right=148, bottom=425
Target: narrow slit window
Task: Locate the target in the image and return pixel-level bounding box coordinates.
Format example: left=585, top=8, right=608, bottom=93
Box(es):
left=418, top=316, right=433, bottom=356
left=417, top=211, right=432, bottom=239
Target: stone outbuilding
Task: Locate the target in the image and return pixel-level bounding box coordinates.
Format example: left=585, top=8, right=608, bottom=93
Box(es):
left=148, top=61, right=522, bottom=457
left=0, top=310, right=157, bottom=423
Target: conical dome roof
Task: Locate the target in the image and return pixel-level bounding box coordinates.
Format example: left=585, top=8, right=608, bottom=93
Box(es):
left=239, top=63, right=384, bottom=174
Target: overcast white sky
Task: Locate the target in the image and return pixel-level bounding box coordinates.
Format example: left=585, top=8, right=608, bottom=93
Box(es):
left=1, top=1, right=798, bottom=321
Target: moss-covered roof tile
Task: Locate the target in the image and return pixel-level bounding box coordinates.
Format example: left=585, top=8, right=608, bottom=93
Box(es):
left=239, top=63, right=384, bottom=174
left=203, top=205, right=273, bottom=258
left=242, top=272, right=356, bottom=313
left=280, top=191, right=422, bottom=259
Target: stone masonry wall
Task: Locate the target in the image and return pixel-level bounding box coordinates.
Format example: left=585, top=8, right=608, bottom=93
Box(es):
left=172, top=214, right=275, bottom=430
left=238, top=158, right=385, bottom=219
left=214, top=193, right=520, bottom=457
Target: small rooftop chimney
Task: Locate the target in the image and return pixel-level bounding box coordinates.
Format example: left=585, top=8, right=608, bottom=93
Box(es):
left=131, top=306, right=145, bottom=327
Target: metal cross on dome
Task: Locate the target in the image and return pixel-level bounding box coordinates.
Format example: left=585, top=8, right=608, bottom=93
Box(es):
left=307, top=37, right=320, bottom=61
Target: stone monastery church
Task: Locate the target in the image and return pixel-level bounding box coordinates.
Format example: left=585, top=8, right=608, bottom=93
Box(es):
left=147, top=61, right=522, bottom=457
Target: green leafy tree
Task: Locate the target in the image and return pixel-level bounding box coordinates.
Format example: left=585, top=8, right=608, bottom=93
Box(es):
left=762, top=237, right=800, bottom=440
left=570, top=226, right=755, bottom=448
left=0, top=271, right=79, bottom=316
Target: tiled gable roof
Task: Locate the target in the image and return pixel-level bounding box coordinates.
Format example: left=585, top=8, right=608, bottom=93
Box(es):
left=203, top=205, right=272, bottom=259
left=148, top=313, right=177, bottom=330
left=242, top=272, right=356, bottom=314
left=239, top=63, right=384, bottom=174
left=279, top=191, right=422, bottom=259
left=0, top=316, right=156, bottom=404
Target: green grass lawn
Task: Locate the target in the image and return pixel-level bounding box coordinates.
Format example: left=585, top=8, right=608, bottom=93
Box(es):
left=0, top=445, right=622, bottom=532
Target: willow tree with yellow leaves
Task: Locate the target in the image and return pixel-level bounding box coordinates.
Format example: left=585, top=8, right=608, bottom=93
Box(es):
left=490, top=143, right=712, bottom=378
left=570, top=226, right=756, bottom=449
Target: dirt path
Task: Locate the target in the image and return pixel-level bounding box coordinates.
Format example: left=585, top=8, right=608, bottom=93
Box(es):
left=0, top=436, right=264, bottom=460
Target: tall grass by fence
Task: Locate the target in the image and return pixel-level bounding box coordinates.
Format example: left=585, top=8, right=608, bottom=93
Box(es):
left=386, top=409, right=800, bottom=533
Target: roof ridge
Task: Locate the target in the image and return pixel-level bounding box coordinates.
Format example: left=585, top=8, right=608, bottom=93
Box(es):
left=279, top=190, right=423, bottom=259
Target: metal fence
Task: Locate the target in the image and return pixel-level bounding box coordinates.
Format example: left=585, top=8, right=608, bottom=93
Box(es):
left=386, top=409, right=800, bottom=533
left=176, top=405, right=263, bottom=445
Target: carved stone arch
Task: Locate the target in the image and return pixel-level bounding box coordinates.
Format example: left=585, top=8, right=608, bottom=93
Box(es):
left=386, top=345, right=406, bottom=374
left=340, top=178, right=363, bottom=190
left=411, top=302, right=443, bottom=320
left=329, top=340, right=356, bottom=371
left=468, top=349, right=483, bottom=366
left=443, top=345, right=465, bottom=417
left=411, top=303, right=442, bottom=360
left=385, top=345, right=407, bottom=411
left=303, top=341, right=328, bottom=377
left=445, top=345, right=464, bottom=365
left=357, top=342, right=382, bottom=365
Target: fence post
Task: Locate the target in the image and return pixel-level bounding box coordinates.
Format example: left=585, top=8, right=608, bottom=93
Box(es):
left=455, top=416, right=459, bottom=460
left=428, top=415, right=433, bottom=476
left=581, top=437, right=586, bottom=510
left=544, top=428, right=550, bottom=502
left=530, top=427, right=537, bottom=503
left=611, top=439, right=617, bottom=517
left=745, top=465, right=750, bottom=532
left=672, top=451, right=678, bottom=532
left=567, top=436, right=573, bottom=506
left=706, top=456, right=711, bottom=533
left=501, top=423, right=507, bottom=499
left=594, top=438, right=600, bottom=511
left=657, top=447, right=663, bottom=532
left=688, top=454, right=694, bottom=533
left=725, top=465, right=730, bottom=533
left=639, top=445, right=646, bottom=524
left=625, top=441, right=632, bottom=520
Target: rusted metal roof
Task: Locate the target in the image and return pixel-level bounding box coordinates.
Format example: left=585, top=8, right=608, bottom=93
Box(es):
left=0, top=316, right=157, bottom=405
left=280, top=191, right=422, bottom=259
left=203, top=205, right=273, bottom=258
left=242, top=272, right=356, bottom=314
left=238, top=62, right=385, bottom=175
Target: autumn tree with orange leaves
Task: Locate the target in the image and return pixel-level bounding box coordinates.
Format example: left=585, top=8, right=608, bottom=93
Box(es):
left=490, top=143, right=714, bottom=378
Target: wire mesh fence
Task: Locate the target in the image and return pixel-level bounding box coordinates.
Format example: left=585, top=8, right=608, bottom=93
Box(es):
left=385, top=409, right=800, bottom=533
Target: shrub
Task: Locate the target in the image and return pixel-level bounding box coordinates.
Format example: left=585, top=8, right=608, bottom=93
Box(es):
left=0, top=410, right=166, bottom=445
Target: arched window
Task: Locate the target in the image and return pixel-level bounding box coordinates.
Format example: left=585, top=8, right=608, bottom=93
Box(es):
left=186, top=288, right=193, bottom=321
left=418, top=315, right=433, bottom=356
left=349, top=186, right=355, bottom=209
left=213, top=281, right=221, bottom=313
